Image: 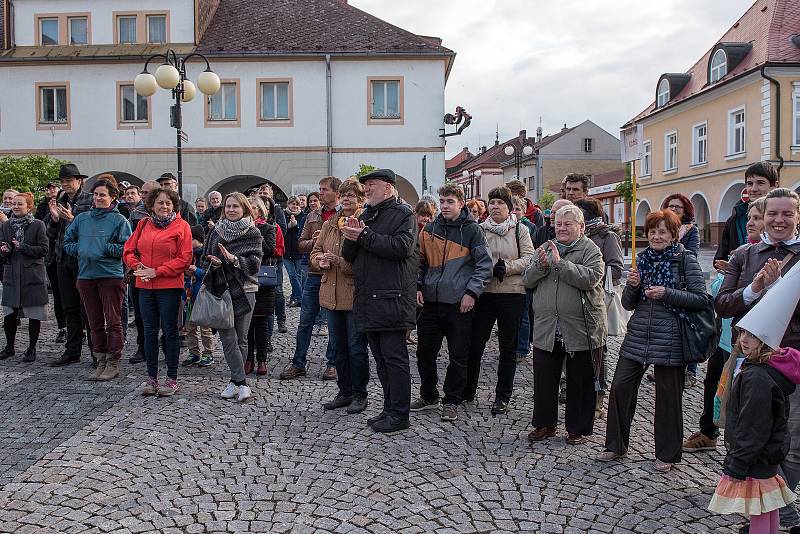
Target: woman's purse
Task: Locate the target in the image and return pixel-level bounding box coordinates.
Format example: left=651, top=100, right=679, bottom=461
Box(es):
left=677, top=252, right=718, bottom=364
left=189, top=270, right=234, bottom=329
left=258, top=258, right=279, bottom=288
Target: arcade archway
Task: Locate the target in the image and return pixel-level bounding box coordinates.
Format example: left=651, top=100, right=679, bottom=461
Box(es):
left=690, top=193, right=711, bottom=245
left=718, top=181, right=745, bottom=220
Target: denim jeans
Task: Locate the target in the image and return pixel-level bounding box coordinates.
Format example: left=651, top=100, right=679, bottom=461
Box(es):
left=516, top=290, right=533, bottom=356
left=139, top=288, right=182, bottom=380
left=283, top=258, right=303, bottom=302
left=291, top=274, right=335, bottom=369
left=328, top=309, right=369, bottom=396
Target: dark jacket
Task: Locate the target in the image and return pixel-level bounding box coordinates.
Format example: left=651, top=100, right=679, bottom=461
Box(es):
left=585, top=223, right=624, bottom=286
left=532, top=222, right=555, bottom=249
left=283, top=209, right=304, bottom=260
left=0, top=218, right=49, bottom=308
left=179, top=199, right=197, bottom=226
left=342, top=197, right=418, bottom=332
left=418, top=207, right=493, bottom=304
left=723, top=362, right=795, bottom=480
left=714, top=201, right=748, bottom=262
left=716, top=241, right=800, bottom=347
left=253, top=221, right=278, bottom=317
left=203, top=225, right=263, bottom=317
left=680, top=224, right=700, bottom=257
left=63, top=206, right=132, bottom=280
left=47, top=190, right=93, bottom=263
left=619, top=245, right=708, bottom=366
left=204, top=206, right=222, bottom=233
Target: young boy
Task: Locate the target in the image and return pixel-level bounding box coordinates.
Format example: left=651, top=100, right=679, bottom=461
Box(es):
left=182, top=225, right=215, bottom=367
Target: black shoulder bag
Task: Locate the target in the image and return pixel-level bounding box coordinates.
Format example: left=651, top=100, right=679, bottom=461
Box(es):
left=677, top=251, right=718, bottom=363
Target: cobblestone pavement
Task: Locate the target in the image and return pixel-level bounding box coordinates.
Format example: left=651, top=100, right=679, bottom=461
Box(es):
left=0, top=298, right=745, bottom=533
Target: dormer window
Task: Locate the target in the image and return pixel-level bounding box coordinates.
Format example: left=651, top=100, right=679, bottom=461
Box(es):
left=657, top=79, right=670, bottom=108
left=710, top=49, right=727, bottom=83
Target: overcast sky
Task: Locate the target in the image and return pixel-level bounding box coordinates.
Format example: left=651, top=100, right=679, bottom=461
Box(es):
left=351, top=0, right=755, bottom=158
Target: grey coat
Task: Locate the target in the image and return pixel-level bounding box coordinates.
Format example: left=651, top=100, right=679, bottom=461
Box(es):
left=619, top=244, right=708, bottom=367
left=0, top=219, right=49, bottom=308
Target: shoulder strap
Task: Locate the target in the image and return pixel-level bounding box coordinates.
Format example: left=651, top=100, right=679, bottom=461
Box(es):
left=677, top=251, right=687, bottom=289
left=780, top=251, right=797, bottom=273
left=515, top=223, right=521, bottom=258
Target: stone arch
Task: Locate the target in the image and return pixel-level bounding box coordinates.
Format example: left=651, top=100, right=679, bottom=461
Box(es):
left=85, top=171, right=143, bottom=191
left=718, top=180, right=745, bottom=220
left=206, top=175, right=289, bottom=205
left=690, top=191, right=711, bottom=244
left=394, top=174, right=419, bottom=204
left=635, top=199, right=651, bottom=226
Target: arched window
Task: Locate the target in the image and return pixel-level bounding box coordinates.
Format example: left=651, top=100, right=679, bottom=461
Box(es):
left=710, top=49, right=727, bottom=84
left=657, top=79, right=670, bottom=108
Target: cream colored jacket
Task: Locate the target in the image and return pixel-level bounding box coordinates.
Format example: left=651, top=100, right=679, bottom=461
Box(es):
left=480, top=220, right=535, bottom=294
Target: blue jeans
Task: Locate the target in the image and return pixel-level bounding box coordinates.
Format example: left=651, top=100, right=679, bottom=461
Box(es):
left=328, top=310, right=369, bottom=396
left=291, top=274, right=335, bottom=369
left=139, top=288, right=182, bottom=380
left=283, top=259, right=303, bottom=302
left=516, top=290, right=533, bottom=356
left=275, top=263, right=286, bottom=322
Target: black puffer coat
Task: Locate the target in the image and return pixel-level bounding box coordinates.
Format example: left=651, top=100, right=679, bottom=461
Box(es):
left=342, top=197, right=418, bottom=332
left=619, top=244, right=708, bottom=366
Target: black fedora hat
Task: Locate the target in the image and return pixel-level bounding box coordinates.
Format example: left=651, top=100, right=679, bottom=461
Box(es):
left=59, top=163, right=87, bottom=180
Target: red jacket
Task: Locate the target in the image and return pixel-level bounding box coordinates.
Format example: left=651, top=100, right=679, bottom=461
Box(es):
left=123, top=215, right=193, bottom=290
left=275, top=224, right=285, bottom=257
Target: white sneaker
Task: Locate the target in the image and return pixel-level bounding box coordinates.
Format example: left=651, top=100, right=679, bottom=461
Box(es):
left=221, top=382, right=239, bottom=399
left=237, top=385, right=252, bottom=403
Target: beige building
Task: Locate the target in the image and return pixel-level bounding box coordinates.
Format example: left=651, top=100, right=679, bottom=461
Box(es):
left=623, top=0, right=800, bottom=246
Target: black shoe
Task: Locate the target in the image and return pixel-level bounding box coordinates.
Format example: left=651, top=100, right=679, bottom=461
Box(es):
left=323, top=394, right=353, bottom=410
left=265, top=340, right=274, bottom=353
left=278, top=321, right=287, bottom=334
left=50, top=352, right=80, bottom=367
left=22, top=347, right=36, bottom=363
left=372, top=415, right=410, bottom=434
left=0, top=346, right=14, bottom=360
left=55, top=328, right=66, bottom=344
left=788, top=525, right=800, bottom=534
left=130, top=348, right=145, bottom=364
left=367, top=411, right=386, bottom=427
left=490, top=399, right=509, bottom=415
left=347, top=395, right=368, bottom=414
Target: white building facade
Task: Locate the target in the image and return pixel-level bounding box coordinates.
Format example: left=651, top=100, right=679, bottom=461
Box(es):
left=0, top=0, right=455, bottom=202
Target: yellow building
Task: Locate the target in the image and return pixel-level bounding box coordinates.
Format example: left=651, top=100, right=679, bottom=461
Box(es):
left=623, top=0, right=800, bottom=245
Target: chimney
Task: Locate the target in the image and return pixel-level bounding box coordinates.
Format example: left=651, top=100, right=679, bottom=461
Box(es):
left=561, top=123, right=568, bottom=131
left=480, top=146, right=487, bottom=153
left=536, top=126, right=542, bottom=143
left=494, top=139, right=499, bottom=146
left=462, top=146, right=469, bottom=153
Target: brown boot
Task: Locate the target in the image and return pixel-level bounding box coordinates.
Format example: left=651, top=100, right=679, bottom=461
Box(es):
left=279, top=365, right=306, bottom=380
left=89, top=353, right=108, bottom=381
left=97, top=355, right=120, bottom=381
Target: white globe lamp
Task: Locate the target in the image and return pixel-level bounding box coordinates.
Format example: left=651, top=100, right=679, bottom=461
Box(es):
left=133, top=72, right=158, bottom=97
left=181, top=80, right=197, bottom=103
left=197, top=70, right=221, bottom=95
left=155, top=63, right=180, bottom=89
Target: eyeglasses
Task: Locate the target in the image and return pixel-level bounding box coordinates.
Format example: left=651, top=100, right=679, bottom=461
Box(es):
left=667, top=204, right=684, bottom=210
left=340, top=193, right=358, bottom=199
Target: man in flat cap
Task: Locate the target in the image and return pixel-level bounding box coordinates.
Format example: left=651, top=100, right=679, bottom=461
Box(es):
left=157, top=173, right=197, bottom=225
left=341, top=169, right=418, bottom=434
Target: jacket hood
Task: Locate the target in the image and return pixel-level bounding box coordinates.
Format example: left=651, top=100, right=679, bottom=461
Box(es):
left=768, top=348, right=800, bottom=385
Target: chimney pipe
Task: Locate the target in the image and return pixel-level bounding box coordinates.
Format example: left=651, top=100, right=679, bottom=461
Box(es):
left=561, top=123, right=568, bottom=131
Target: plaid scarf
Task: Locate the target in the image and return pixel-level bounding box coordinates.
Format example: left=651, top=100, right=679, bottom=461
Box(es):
left=8, top=213, right=34, bottom=242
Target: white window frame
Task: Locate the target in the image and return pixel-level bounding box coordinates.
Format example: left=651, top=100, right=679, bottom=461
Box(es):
left=792, top=82, right=800, bottom=148
left=259, top=81, right=290, bottom=121
left=370, top=80, right=401, bottom=119
left=208, top=82, right=238, bottom=122
left=691, top=121, right=708, bottom=166
left=146, top=14, right=167, bottom=44
left=68, top=16, right=88, bottom=45
left=39, top=85, right=68, bottom=124
left=664, top=131, right=678, bottom=172
left=710, top=49, right=728, bottom=84
left=118, top=15, right=137, bottom=44
left=119, top=84, right=148, bottom=123
left=727, top=106, right=746, bottom=156
left=583, top=138, right=593, bottom=152
left=657, top=79, right=670, bottom=108
left=39, top=17, right=59, bottom=46
left=641, top=140, right=652, bottom=177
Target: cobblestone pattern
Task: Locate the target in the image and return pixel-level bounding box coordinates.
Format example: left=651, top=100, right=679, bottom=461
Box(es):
left=0, top=298, right=745, bottom=533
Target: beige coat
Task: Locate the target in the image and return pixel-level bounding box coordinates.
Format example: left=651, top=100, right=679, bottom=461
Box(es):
left=480, top=220, right=535, bottom=294
left=310, top=210, right=361, bottom=311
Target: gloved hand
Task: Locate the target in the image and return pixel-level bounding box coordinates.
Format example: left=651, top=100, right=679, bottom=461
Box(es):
left=493, top=258, right=506, bottom=282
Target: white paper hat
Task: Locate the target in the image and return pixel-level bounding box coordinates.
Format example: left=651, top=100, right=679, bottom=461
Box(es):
left=737, top=259, right=800, bottom=350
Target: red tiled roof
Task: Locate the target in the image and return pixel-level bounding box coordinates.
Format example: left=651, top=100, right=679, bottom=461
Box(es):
left=446, top=148, right=473, bottom=170
left=626, top=0, right=800, bottom=125
left=197, top=0, right=454, bottom=57
left=592, top=169, right=625, bottom=187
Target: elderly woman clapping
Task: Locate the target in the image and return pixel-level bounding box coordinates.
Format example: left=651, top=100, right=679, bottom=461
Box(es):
left=523, top=204, right=607, bottom=446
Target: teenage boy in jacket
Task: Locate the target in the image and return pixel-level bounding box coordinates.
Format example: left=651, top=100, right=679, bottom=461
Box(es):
left=412, top=183, right=493, bottom=422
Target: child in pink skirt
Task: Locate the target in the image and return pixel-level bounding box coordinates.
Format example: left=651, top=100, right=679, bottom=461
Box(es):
left=709, top=328, right=800, bottom=533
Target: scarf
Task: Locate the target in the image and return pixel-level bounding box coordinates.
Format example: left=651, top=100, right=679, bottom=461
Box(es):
left=150, top=212, right=176, bottom=229
left=678, top=223, right=693, bottom=241
left=254, top=216, right=267, bottom=226
left=215, top=216, right=254, bottom=242
left=9, top=213, right=34, bottom=242
left=554, top=236, right=582, bottom=256
left=482, top=215, right=516, bottom=236
left=637, top=243, right=697, bottom=328
left=585, top=217, right=603, bottom=230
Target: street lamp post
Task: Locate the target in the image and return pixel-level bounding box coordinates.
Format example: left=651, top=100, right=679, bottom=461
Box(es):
left=134, top=50, right=221, bottom=197
left=504, top=143, right=534, bottom=185
left=461, top=169, right=481, bottom=199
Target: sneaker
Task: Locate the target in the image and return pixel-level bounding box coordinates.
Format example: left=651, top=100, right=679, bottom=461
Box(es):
left=55, top=328, right=67, bottom=344
left=596, top=450, right=625, bottom=462
left=682, top=431, right=718, bottom=452
left=236, top=385, right=253, bottom=403
left=410, top=397, right=440, bottom=412
left=141, top=377, right=159, bottom=396
left=441, top=404, right=458, bottom=422
left=221, top=382, right=240, bottom=399
left=372, top=415, right=410, bottom=434
left=198, top=354, right=214, bottom=367
left=182, top=353, right=200, bottom=366
left=490, top=399, right=509, bottom=415
left=278, top=321, right=288, bottom=334
left=653, top=459, right=673, bottom=473
left=157, top=378, right=179, bottom=397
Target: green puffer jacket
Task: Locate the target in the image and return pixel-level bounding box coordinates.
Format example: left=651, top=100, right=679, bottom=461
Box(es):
left=522, top=235, right=607, bottom=353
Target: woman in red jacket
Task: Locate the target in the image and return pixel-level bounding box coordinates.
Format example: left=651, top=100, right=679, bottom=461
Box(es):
left=123, top=188, right=193, bottom=397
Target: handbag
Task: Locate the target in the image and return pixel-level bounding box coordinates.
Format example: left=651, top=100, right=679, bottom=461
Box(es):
left=258, top=261, right=279, bottom=288
left=604, top=266, right=630, bottom=337
left=677, top=252, right=718, bottom=364
left=189, top=270, right=234, bottom=329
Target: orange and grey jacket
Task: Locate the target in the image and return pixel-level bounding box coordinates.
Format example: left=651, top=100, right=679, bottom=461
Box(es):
left=418, top=207, right=493, bottom=304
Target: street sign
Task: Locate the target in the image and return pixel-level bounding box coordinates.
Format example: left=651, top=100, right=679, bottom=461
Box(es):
left=179, top=130, right=189, bottom=143
left=620, top=124, right=643, bottom=162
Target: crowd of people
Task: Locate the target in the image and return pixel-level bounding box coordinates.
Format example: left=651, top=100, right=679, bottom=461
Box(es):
left=1, top=160, right=800, bottom=532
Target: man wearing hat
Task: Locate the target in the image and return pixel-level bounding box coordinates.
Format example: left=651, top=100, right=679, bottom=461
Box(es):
left=47, top=163, right=94, bottom=366
left=157, top=173, right=197, bottom=225
left=341, top=169, right=418, bottom=434
left=34, top=181, right=67, bottom=343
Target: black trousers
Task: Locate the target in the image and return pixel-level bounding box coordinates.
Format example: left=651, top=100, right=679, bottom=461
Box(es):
left=46, top=261, right=65, bottom=329
left=57, top=257, right=88, bottom=357
left=366, top=330, right=410, bottom=419
left=533, top=341, right=597, bottom=436
left=246, top=315, right=270, bottom=363
left=700, top=347, right=728, bottom=438
left=605, top=357, right=685, bottom=463
left=4, top=310, right=40, bottom=349
left=464, top=293, right=525, bottom=403
left=416, top=302, right=474, bottom=405
left=130, top=283, right=144, bottom=350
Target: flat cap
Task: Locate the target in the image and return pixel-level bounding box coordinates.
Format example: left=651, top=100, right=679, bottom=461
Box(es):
left=358, top=169, right=396, bottom=185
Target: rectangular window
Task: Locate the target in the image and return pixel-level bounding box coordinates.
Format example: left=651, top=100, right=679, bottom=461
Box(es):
left=793, top=85, right=800, bottom=147
left=692, top=122, right=707, bottom=165
left=68, top=17, right=88, bottom=45
left=208, top=82, right=237, bottom=121
left=641, top=140, right=652, bottom=176
left=120, top=85, right=148, bottom=122
left=583, top=138, right=593, bottom=152
left=370, top=80, right=400, bottom=119
left=118, top=16, right=137, bottom=44
left=260, top=82, right=290, bottom=120
left=39, top=18, right=59, bottom=46
left=147, top=15, right=167, bottom=44
left=664, top=131, right=677, bottom=171
left=728, top=107, right=746, bottom=155
left=39, top=86, right=68, bottom=124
